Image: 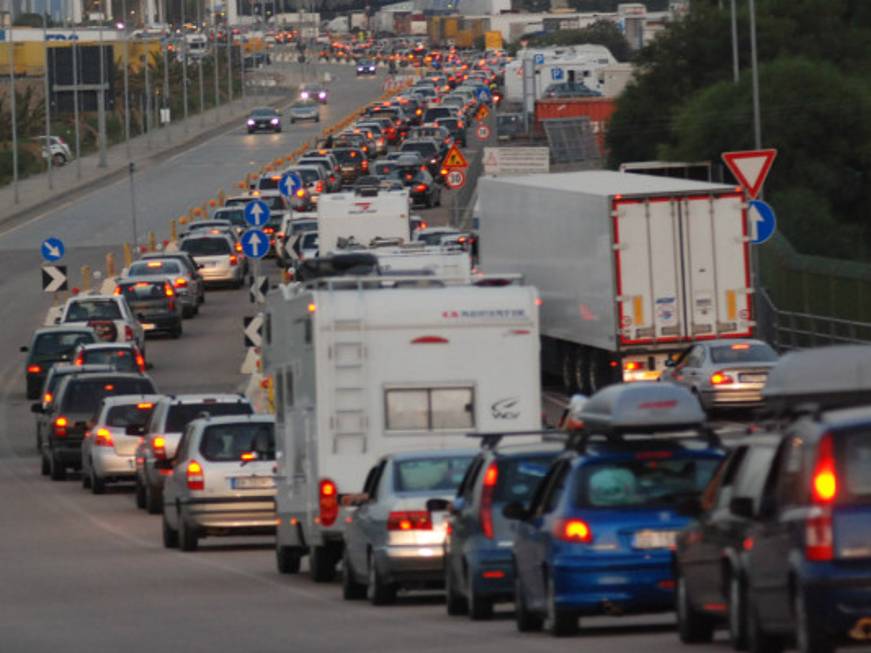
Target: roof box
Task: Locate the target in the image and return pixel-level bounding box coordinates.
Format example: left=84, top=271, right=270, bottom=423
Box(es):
left=762, top=345, right=871, bottom=414
left=579, top=382, right=705, bottom=433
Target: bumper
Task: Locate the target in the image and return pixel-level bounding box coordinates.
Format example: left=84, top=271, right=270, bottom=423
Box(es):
left=700, top=386, right=764, bottom=409
left=183, top=497, right=277, bottom=534
left=801, top=564, right=871, bottom=641
left=51, top=441, right=84, bottom=467
left=468, top=548, right=515, bottom=600
left=199, top=266, right=243, bottom=284
left=92, top=450, right=137, bottom=479
left=290, top=113, right=319, bottom=121
left=375, top=544, right=446, bottom=584
left=139, top=313, right=181, bottom=333
left=248, top=122, right=280, bottom=131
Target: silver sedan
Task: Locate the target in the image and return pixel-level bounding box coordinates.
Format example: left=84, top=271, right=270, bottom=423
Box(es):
left=660, top=338, right=779, bottom=411
left=342, top=449, right=474, bottom=605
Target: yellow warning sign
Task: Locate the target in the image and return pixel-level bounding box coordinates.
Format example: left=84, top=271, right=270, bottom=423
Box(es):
left=475, top=104, right=490, bottom=122
left=443, top=144, right=468, bottom=169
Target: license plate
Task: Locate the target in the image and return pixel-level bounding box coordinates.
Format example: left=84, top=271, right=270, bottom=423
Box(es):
left=633, top=529, right=678, bottom=550
left=740, top=373, right=767, bottom=383
left=231, top=476, right=275, bottom=490
left=203, top=261, right=217, bottom=267
left=141, top=323, right=156, bottom=331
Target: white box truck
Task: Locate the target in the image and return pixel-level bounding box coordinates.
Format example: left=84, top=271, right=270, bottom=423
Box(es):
left=479, top=170, right=754, bottom=394
left=263, top=272, right=541, bottom=581
left=317, top=189, right=411, bottom=252
left=369, top=244, right=472, bottom=283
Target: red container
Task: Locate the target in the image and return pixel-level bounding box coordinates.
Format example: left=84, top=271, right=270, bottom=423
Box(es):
left=535, top=97, right=617, bottom=156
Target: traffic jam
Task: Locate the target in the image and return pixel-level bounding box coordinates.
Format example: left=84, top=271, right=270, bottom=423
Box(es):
left=19, top=41, right=871, bottom=653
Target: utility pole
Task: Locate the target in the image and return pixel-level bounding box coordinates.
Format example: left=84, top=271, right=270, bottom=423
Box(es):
left=197, top=0, right=205, bottom=126
left=97, top=24, right=108, bottom=167
left=72, top=21, right=81, bottom=179
left=163, top=7, right=171, bottom=144
left=9, top=24, right=19, bottom=204
left=42, top=10, right=53, bottom=189
left=227, top=26, right=233, bottom=102
left=129, top=162, right=140, bottom=251
left=181, top=0, right=189, bottom=132
left=122, top=0, right=131, bottom=158
left=748, top=0, right=762, bottom=150
left=730, top=0, right=739, bottom=83
left=213, top=16, right=220, bottom=120
left=144, top=53, right=153, bottom=148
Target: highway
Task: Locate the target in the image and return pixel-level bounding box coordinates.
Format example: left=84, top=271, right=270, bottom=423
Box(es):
left=0, top=66, right=740, bottom=653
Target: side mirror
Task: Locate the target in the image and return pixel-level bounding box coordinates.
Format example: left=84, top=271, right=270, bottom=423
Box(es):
left=729, top=496, right=756, bottom=520
left=426, top=498, right=451, bottom=513
left=153, top=458, right=174, bottom=471
left=125, top=424, right=145, bottom=436
left=502, top=500, right=527, bottom=521
left=31, top=403, right=44, bottom=414
left=19, top=345, right=28, bottom=353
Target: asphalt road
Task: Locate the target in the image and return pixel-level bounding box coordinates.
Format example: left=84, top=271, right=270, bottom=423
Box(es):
left=1, top=67, right=750, bottom=653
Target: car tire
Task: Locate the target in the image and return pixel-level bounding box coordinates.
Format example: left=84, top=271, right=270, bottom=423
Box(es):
left=178, top=515, right=199, bottom=552
left=445, top=561, right=468, bottom=616
left=90, top=465, right=106, bottom=495
left=145, top=483, right=162, bottom=515
left=367, top=555, right=397, bottom=606
left=276, top=545, right=302, bottom=574
left=52, top=153, right=66, bottom=166
left=315, top=116, right=320, bottom=123
left=425, top=194, right=433, bottom=209
left=134, top=477, right=146, bottom=509
left=290, top=119, right=295, bottom=124
left=49, top=451, right=66, bottom=481
left=747, top=592, right=784, bottom=653
left=545, top=572, right=578, bottom=637
left=342, top=549, right=367, bottom=600
left=435, top=190, right=442, bottom=207
left=182, top=305, right=194, bottom=319
left=26, top=378, right=40, bottom=400
left=162, top=512, right=179, bottom=549
left=729, top=572, right=749, bottom=650
left=514, top=574, right=543, bottom=632
left=795, top=589, right=834, bottom=653
left=309, top=544, right=336, bottom=583
left=41, top=451, right=50, bottom=476
left=81, top=462, right=91, bottom=489
left=677, top=572, right=715, bottom=643
left=171, top=324, right=183, bottom=339
left=468, top=585, right=494, bottom=621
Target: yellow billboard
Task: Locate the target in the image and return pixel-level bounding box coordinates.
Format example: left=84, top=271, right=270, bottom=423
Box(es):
left=484, top=31, right=503, bottom=51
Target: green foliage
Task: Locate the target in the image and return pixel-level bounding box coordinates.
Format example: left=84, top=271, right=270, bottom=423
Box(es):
left=526, top=20, right=632, bottom=61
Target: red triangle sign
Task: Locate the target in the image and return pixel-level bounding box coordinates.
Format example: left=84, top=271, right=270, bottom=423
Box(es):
left=721, top=149, right=777, bottom=198
left=443, top=144, right=468, bottom=170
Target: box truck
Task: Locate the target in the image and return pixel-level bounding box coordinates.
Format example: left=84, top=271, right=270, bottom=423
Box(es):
left=317, top=188, right=411, bottom=253
left=478, top=170, right=753, bottom=394
left=263, top=263, right=541, bottom=581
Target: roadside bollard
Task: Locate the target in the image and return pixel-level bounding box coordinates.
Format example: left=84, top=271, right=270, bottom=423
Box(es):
left=179, top=214, right=189, bottom=226
left=105, top=252, right=116, bottom=278
left=170, top=219, right=178, bottom=242
left=81, top=265, right=91, bottom=292
left=123, top=243, right=133, bottom=268
left=148, top=231, right=156, bottom=252
left=218, top=189, right=226, bottom=206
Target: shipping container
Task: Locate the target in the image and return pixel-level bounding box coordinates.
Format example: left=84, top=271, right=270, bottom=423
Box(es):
left=535, top=97, right=616, bottom=155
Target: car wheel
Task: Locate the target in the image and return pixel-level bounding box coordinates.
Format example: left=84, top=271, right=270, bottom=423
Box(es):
left=49, top=451, right=66, bottom=481
left=52, top=153, right=66, bottom=166
left=795, top=589, right=834, bottom=653
left=81, top=462, right=91, bottom=489
left=315, top=116, right=320, bottom=122
left=435, top=190, right=442, bottom=207
left=276, top=545, right=302, bottom=574
left=90, top=464, right=106, bottom=495
left=145, top=483, right=162, bottom=515
left=514, top=573, right=543, bottom=632
left=367, top=554, right=397, bottom=606
left=162, top=511, right=179, bottom=548
left=729, top=572, right=748, bottom=650
left=445, top=560, right=468, bottom=616
left=677, top=571, right=715, bottom=643
left=26, top=378, right=40, bottom=400
left=309, top=544, right=336, bottom=583
left=178, top=515, right=199, bottom=552
left=182, top=305, right=194, bottom=319
left=747, top=592, right=784, bottom=653
left=275, top=127, right=282, bottom=133
left=171, top=324, right=183, bottom=339
left=290, top=119, right=295, bottom=124
left=468, top=584, right=494, bottom=621
left=41, top=451, right=50, bottom=476
left=425, top=194, right=433, bottom=209
left=134, top=477, right=146, bottom=509
left=342, top=549, right=367, bottom=600
left=545, top=572, right=578, bottom=637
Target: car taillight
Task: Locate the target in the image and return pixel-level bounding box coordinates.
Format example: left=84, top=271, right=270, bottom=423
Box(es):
left=27, top=364, right=41, bottom=374
left=94, top=428, right=114, bottom=447
left=164, top=283, right=175, bottom=297
left=43, top=392, right=53, bottom=404
left=805, top=433, right=837, bottom=561
left=361, top=160, right=369, bottom=171
left=229, top=255, right=239, bottom=266
left=135, top=352, right=146, bottom=372
left=556, top=518, right=594, bottom=543
left=151, top=435, right=167, bottom=459
left=316, top=181, right=324, bottom=193
left=113, top=286, right=122, bottom=295
left=73, top=354, right=84, bottom=366
left=54, top=416, right=68, bottom=437
left=387, top=511, right=432, bottom=531
left=235, top=242, right=243, bottom=253
left=186, top=460, right=204, bottom=491
left=710, top=371, right=734, bottom=385
left=124, top=325, right=134, bottom=341
left=812, top=433, right=838, bottom=503
left=174, top=277, right=188, bottom=289
left=480, top=462, right=498, bottom=539
left=414, top=183, right=428, bottom=193
left=319, top=478, right=338, bottom=526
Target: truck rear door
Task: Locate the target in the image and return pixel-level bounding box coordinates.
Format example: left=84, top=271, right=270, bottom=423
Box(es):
left=613, top=192, right=752, bottom=346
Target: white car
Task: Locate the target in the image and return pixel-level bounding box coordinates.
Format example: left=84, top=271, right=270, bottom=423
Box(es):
left=36, top=135, right=73, bottom=166
left=179, top=233, right=245, bottom=288
left=57, top=295, right=146, bottom=355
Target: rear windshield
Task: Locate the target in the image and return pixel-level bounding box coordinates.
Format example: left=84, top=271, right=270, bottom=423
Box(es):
left=259, top=177, right=281, bottom=190
left=333, top=149, right=362, bottom=164
left=293, top=168, right=320, bottom=183
left=215, top=209, right=247, bottom=226
left=65, top=300, right=122, bottom=321
left=200, top=422, right=275, bottom=462
left=298, top=159, right=330, bottom=172
left=291, top=220, right=317, bottom=234
left=374, top=162, right=396, bottom=176
left=181, top=238, right=231, bottom=256
left=165, top=402, right=253, bottom=433
left=62, top=378, right=156, bottom=414
left=129, top=261, right=181, bottom=276
left=710, top=343, right=778, bottom=364
left=424, top=108, right=452, bottom=120
left=437, top=119, right=460, bottom=130
left=81, top=348, right=139, bottom=372
left=33, top=331, right=95, bottom=357
left=575, top=456, right=721, bottom=508
left=401, top=142, right=438, bottom=157
left=106, top=402, right=155, bottom=427
left=225, top=196, right=284, bottom=210
left=843, top=431, right=871, bottom=499
left=118, top=281, right=169, bottom=301
left=495, top=455, right=559, bottom=503
left=393, top=456, right=473, bottom=493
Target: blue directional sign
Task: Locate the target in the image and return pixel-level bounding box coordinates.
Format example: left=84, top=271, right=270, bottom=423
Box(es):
left=240, top=228, right=269, bottom=259
left=278, top=172, right=303, bottom=199
left=475, top=86, right=492, bottom=103
left=533, top=53, right=545, bottom=65
left=40, top=237, right=65, bottom=262
left=551, top=67, right=564, bottom=81
left=748, top=199, right=777, bottom=245
left=244, top=199, right=270, bottom=227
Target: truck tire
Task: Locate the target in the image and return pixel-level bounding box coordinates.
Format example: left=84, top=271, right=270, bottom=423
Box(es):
left=309, top=544, right=336, bottom=582
left=573, top=348, right=590, bottom=396
left=560, top=347, right=578, bottom=394
left=276, top=545, right=302, bottom=574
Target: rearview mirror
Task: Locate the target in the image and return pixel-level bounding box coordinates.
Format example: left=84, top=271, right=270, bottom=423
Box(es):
left=31, top=403, right=44, bottom=414
left=426, top=498, right=451, bottom=513
left=502, top=500, right=527, bottom=521
left=729, top=496, right=755, bottom=520
left=125, top=424, right=145, bottom=436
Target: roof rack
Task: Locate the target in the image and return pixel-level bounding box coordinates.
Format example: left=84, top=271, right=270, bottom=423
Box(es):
left=563, top=426, right=721, bottom=454
left=466, top=430, right=565, bottom=450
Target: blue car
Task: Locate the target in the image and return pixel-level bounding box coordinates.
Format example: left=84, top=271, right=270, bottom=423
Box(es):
left=505, top=383, right=725, bottom=636
left=441, top=437, right=562, bottom=619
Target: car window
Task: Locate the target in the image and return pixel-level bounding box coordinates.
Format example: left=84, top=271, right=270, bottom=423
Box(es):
left=118, top=281, right=170, bottom=301
left=701, top=446, right=745, bottom=511
left=129, top=261, right=182, bottom=276
left=575, top=456, right=721, bottom=508
left=105, top=402, right=155, bottom=427
left=771, top=436, right=805, bottom=508
left=494, top=455, right=558, bottom=504
left=199, top=422, right=275, bottom=462
left=81, top=348, right=139, bottom=372
left=215, top=209, right=247, bottom=227
left=165, top=402, right=253, bottom=432
left=401, top=142, right=437, bottom=158
left=393, top=456, right=473, bottom=493
left=456, top=455, right=483, bottom=501
left=841, top=430, right=871, bottom=502
left=33, top=331, right=94, bottom=357
left=732, top=445, right=777, bottom=511
left=180, top=238, right=231, bottom=256
left=710, top=343, right=778, bottom=364
left=65, top=300, right=122, bottom=321
left=542, top=462, right=571, bottom=514
left=62, top=378, right=156, bottom=414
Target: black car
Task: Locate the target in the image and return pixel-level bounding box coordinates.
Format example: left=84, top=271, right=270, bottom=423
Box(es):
left=21, top=326, right=98, bottom=399
left=356, top=59, right=377, bottom=76
left=115, top=277, right=184, bottom=338
left=246, top=107, right=281, bottom=133
left=436, top=117, right=467, bottom=147
left=399, top=139, right=443, bottom=179
left=388, top=168, right=441, bottom=208
left=674, top=434, right=781, bottom=648
left=332, top=147, right=368, bottom=183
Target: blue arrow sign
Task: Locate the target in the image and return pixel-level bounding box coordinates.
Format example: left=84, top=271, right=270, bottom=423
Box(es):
left=748, top=199, right=777, bottom=245
left=40, top=237, right=65, bottom=262
left=551, top=67, right=564, bottom=81
left=244, top=199, right=270, bottom=227
left=240, top=228, right=269, bottom=259
left=533, top=53, right=545, bottom=65
left=278, top=172, right=303, bottom=199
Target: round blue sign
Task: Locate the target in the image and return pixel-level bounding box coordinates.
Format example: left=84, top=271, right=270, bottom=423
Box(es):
left=240, top=228, right=269, bottom=260
left=748, top=199, right=777, bottom=245
left=243, top=199, right=270, bottom=228
left=40, top=237, right=65, bottom=262
left=279, top=172, right=303, bottom=199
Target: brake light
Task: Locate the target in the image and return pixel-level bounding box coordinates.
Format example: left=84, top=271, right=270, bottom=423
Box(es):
left=316, top=180, right=324, bottom=193
left=414, top=183, right=428, bottom=193
left=151, top=435, right=167, bottom=460
left=804, top=434, right=837, bottom=561
left=710, top=371, right=733, bottom=385
left=94, top=428, right=114, bottom=447
left=624, top=361, right=641, bottom=371
left=27, top=364, right=42, bottom=374
left=318, top=478, right=338, bottom=526
left=186, top=460, right=204, bottom=491
left=235, top=242, right=243, bottom=253
left=174, top=277, right=188, bottom=289
left=229, top=255, right=239, bottom=267
left=295, top=188, right=306, bottom=198
left=54, top=416, right=68, bottom=437
left=114, top=286, right=122, bottom=295
left=240, top=451, right=257, bottom=462
left=73, top=354, right=84, bottom=366
left=124, top=325, right=134, bottom=341
left=387, top=511, right=432, bottom=531
left=812, top=434, right=838, bottom=503
left=556, top=518, right=593, bottom=543
left=135, top=353, right=146, bottom=373
left=480, top=462, right=498, bottom=539
left=164, top=283, right=175, bottom=297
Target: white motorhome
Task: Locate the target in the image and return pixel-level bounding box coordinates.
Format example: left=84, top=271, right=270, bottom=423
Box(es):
left=317, top=189, right=411, bottom=253
left=263, top=269, right=541, bottom=580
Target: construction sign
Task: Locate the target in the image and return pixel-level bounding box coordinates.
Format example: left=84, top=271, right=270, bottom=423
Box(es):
left=484, top=31, right=503, bottom=51
left=442, top=144, right=468, bottom=170
left=475, top=103, right=490, bottom=122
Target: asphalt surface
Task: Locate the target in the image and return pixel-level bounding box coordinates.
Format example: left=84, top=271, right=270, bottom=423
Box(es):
left=1, top=66, right=752, bottom=653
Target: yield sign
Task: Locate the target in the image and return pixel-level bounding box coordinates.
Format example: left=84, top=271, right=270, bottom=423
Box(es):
left=443, top=144, right=468, bottom=170
left=722, top=149, right=777, bottom=198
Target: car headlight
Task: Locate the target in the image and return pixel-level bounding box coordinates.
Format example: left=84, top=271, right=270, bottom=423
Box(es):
left=300, top=91, right=309, bottom=99
left=247, top=119, right=255, bottom=125
left=271, top=118, right=280, bottom=125
left=318, top=92, right=326, bottom=99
